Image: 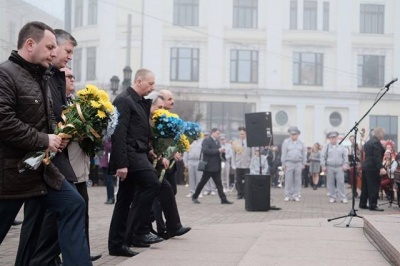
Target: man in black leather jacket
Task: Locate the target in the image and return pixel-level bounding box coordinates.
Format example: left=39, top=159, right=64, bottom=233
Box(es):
left=0, top=21, right=91, bottom=266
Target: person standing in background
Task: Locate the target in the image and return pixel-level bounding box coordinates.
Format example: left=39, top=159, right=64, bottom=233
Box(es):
left=281, top=126, right=306, bottom=202
left=231, top=127, right=252, bottom=199
left=320, top=131, right=349, bottom=204
left=220, top=134, right=232, bottom=192
left=183, top=138, right=204, bottom=198
left=359, top=127, right=387, bottom=211
left=309, top=143, right=321, bottom=190
left=101, top=139, right=115, bottom=204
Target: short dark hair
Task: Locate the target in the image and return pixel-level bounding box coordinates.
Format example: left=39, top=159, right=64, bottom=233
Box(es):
left=54, top=29, right=77, bottom=46
left=17, top=21, right=54, bottom=49
left=238, top=126, right=246, bottom=132
left=134, top=69, right=153, bottom=82
left=211, top=128, right=220, bottom=133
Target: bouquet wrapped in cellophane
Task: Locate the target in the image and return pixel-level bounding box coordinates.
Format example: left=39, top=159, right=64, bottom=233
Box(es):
left=151, top=109, right=201, bottom=181
left=18, top=84, right=119, bottom=173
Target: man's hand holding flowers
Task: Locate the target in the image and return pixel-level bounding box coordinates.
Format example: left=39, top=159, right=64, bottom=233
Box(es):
left=18, top=85, right=119, bottom=173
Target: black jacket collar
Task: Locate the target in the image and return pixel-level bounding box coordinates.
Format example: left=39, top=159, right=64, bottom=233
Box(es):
left=8, top=50, right=50, bottom=79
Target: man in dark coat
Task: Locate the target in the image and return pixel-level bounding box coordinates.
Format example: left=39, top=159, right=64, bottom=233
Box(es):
left=192, top=128, right=233, bottom=204
left=360, top=127, right=387, bottom=211
left=0, top=21, right=90, bottom=265
left=108, top=69, right=164, bottom=257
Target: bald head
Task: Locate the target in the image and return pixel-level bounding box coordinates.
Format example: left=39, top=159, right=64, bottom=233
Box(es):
left=158, top=89, right=174, bottom=110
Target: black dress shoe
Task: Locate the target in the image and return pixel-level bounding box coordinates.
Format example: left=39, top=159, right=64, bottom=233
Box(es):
left=169, top=227, right=191, bottom=238
left=109, top=245, right=139, bottom=257
left=12, top=220, right=23, bottom=226
left=157, top=231, right=171, bottom=240
left=369, top=207, right=384, bottom=212
left=192, top=198, right=201, bottom=204
left=130, top=241, right=151, bottom=248
left=90, top=254, right=102, bottom=261
left=221, top=199, right=233, bottom=204
left=105, top=198, right=115, bottom=204
left=359, top=205, right=368, bottom=209
left=133, top=233, right=164, bottom=245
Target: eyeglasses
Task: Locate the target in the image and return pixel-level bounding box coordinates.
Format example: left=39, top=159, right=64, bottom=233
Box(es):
left=66, top=75, right=75, bottom=80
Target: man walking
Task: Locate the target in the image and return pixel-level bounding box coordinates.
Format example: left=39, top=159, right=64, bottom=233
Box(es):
left=108, top=69, right=163, bottom=257
left=192, top=128, right=233, bottom=204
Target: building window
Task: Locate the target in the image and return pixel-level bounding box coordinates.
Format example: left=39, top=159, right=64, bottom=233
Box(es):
left=329, top=112, right=342, bottom=127
left=86, top=47, right=96, bottom=81
left=230, top=50, right=258, bottom=83
left=88, top=0, right=98, bottom=25
left=74, top=0, right=83, bottom=28
left=370, top=115, right=398, bottom=149
left=173, top=0, right=199, bottom=26
left=275, top=111, right=288, bottom=126
left=233, top=0, right=258, bottom=28
left=73, top=48, right=82, bottom=82
left=303, top=1, right=317, bottom=30
left=360, top=4, right=384, bottom=34
left=293, top=52, right=323, bottom=86
left=170, top=48, right=199, bottom=81
left=323, top=2, right=329, bottom=31
left=290, top=0, right=298, bottom=30
left=358, top=55, right=385, bottom=87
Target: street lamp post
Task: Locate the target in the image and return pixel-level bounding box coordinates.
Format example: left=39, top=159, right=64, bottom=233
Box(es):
left=122, top=66, right=132, bottom=89
left=110, top=75, right=120, bottom=95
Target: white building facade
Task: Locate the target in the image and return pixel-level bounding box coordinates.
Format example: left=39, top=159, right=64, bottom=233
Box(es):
left=66, top=0, right=400, bottom=146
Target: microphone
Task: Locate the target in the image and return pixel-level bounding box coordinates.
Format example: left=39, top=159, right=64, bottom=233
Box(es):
left=385, top=77, right=398, bottom=88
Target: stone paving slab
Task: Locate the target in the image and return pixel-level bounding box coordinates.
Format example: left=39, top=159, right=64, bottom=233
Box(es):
left=1, top=184, right=399, bottom=265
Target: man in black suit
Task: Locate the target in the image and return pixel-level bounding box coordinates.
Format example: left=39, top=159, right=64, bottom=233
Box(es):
left=108, top=69, right=164, bottom=257
left=360, top=127, right=387, bottom=211
left=192, top=128, right=233, bottom=204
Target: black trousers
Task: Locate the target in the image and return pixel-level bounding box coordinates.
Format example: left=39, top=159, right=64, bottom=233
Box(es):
left=192, top=171, right=227, bottom=201
left=16, top=182, right=90, bottom=266
left=108, top=170, right=160, bottom=251
left=360, top=169, right=380, bottom=208
left=10, top=179, right=90, bottom=266
left=151, top=177, right=182, bottom=234
left=235, top=168, right=250, bottom=197
left=0, top=198, right=24, bottom=245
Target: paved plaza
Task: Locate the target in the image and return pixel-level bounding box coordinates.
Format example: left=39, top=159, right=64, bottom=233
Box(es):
left=1, top=183, right=399, bottom=265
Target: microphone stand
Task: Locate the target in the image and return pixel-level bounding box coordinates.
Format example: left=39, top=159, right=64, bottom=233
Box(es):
left=327, top=79, right=397, bottom=227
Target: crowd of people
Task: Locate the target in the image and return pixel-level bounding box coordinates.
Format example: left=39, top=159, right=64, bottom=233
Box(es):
left=1, top=21, right=400, bottom=266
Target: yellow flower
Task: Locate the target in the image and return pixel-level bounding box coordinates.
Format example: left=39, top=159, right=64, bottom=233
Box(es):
left=98, top=90, right=110, bottom=102
left=90, top=100, right=102, bottom=109
left=97, top=110, right=106, bottom=119
left=100, top=100, right=114, bottom=113
left=180, top=135, right=191, bottom=151
left=86, top=84, right=100, bottom=96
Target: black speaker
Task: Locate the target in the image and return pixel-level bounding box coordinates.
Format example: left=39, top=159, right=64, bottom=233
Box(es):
left=245, top=174, right=270, bottom=211
left=245, top=112, right=273, bottom=147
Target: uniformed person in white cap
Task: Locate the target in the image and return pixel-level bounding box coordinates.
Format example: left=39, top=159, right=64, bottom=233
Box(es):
left=281, top=126, right=306, bottom=202
left=321, top=131, right=349, bottom=203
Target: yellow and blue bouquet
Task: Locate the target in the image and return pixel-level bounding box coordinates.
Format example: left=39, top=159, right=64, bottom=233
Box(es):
left=151, top=109, right=201, bottom=181
left=18, top=85, right=119, bottom=172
